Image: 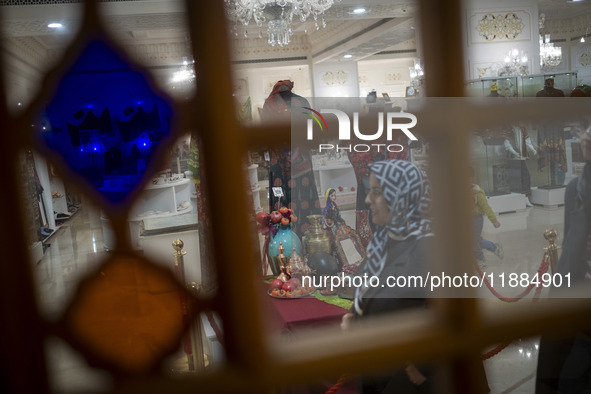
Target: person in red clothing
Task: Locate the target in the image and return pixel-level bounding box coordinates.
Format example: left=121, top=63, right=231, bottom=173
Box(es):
left=262, top=80, right=320, bottom=234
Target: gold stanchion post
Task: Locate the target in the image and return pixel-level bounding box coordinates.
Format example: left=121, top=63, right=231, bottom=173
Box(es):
left=172, top=239, right=206, bottom=372
left=544, top=229, right=559, bottom=274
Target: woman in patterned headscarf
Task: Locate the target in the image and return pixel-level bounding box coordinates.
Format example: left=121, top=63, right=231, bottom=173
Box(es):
left=341, top=159, right=489, bottom=393
left=340, top=159, right=435, bottom=393
left=352, top=160, right=433, bottom=314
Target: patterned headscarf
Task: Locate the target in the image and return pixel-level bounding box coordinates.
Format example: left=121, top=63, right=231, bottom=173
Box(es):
left=355, top=160, right=433, bottom=314
left=365, top=160, right=433, bottom=277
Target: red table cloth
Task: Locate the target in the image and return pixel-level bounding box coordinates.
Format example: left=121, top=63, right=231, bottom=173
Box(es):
left=265, top=294, right=348, bottom=332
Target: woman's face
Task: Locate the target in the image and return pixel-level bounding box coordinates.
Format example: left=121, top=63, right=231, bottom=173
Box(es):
left=329, top=191, right=337, bottom=203
left=365, top=173, right=390, bottom=227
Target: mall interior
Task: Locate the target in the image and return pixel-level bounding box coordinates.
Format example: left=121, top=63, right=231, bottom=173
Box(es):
left=2, top=1, right=591, bottom=393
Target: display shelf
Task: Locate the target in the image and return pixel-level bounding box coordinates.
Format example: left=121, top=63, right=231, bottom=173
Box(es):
left=319, top=191, right=356, bottom=208
left=101, top=177, right=194, bottom=250
left=466, top=76, right=519, bottom=97
left=313, top=161, right=357, bottom=205
left=521, top=71, right=577, bottom=97
left=248, top=163, right=263, bottom=213
left=130, top=178, right=191, bottom=219
left=50, top=176, right=68, bottom=215
left=530, top=186, right=565, bottom=207
left=487, top=193, right=527, bottom=214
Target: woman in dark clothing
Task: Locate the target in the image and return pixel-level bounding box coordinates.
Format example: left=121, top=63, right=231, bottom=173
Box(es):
left=341, top=159, right=435, bottom=393
left=536, top=126, right=591, bottom=393
left=340, top=159, right=489, bottom=393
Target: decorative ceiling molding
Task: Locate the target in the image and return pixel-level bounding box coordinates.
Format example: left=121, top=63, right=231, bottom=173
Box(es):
left=542, top=11, right=591, bottom=38
left=104, top=13, right=188, bottom=32
left=308, top=19, right=376, bottom=49
left=122, top=41, right=191, bottom=66
left=321, top=2, right=418, bottom=20
left=231, top=35, right=310, bottom=62
left=2, top=36, right=51, bottom=70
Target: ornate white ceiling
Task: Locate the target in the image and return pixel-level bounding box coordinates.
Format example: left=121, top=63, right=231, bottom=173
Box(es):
left=1, top=0, right=591, bottom=68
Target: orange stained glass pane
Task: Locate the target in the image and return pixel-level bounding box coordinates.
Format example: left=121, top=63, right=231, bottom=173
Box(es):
left=62, top=254, right=191, bottom=375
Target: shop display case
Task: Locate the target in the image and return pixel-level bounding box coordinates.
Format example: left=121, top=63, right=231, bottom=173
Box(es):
left=473, top=137, right=511, bottom=197
left=521, top=71, right=577, bottom=97
left=471, top=131, right=528, bottom=213
left=101, top=175, right=193, bottom=250
left=472, top=121, right=569, bottom=208
left=466, top=72, right=577, bottom=98
left=529, top=120, right=570, bottom=206
left=465, top=76, right=519, bottom=97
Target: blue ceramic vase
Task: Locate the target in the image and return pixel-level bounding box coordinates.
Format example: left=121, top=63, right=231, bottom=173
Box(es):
left=268, top=225, right=302, bottom=276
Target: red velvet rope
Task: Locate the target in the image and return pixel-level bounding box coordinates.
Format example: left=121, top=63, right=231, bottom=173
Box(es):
left=325, top=254, right=551, bottom=392
left=205, top=310, right=225, bottom=347
left=475, top=253, right=550, bottom=360
left=474, top=253, right=550, bottom=302
left=325, top=374, right=350, bottom=394
left=481, top=342, right=511, bottom=360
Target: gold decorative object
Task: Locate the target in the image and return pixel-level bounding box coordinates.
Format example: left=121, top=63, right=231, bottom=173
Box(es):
left=276, top=242, right=290, bottom=281
left=287, top=247, right=311, bottom=280
left=544, top=229, right=559, bottom=274
left=303, top=215, right=331, bottom=255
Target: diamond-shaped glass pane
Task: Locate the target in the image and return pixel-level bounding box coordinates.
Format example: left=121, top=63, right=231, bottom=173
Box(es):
left=62, top=255, right=187, bottom=375
left=41, top=40, right=173, bottom=203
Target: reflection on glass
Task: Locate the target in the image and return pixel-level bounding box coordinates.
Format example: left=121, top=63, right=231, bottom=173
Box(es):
left=41, top=40, right=173, bottom=202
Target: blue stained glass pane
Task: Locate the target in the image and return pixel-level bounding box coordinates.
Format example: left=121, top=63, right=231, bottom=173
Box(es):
left=41, top=40, right=173, bottom=203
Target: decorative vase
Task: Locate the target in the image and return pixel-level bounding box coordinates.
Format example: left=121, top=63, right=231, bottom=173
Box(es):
left=303, top=214, right=331, bottom=256
left=268, top=225, right=302, bottom=276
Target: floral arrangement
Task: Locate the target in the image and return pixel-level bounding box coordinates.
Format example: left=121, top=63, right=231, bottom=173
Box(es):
left=256, top=206, right=298, bottom=236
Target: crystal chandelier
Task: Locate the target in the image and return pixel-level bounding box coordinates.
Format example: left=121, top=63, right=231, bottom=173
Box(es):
left=539, top=34, right=562, bottom=71
left=408, top=58, right=424, bottom=92
left=224, top=0, right=339, bottom=47
left=498, top=48, right=528, bottom=76
left=171, top=57, right=196, bottom=91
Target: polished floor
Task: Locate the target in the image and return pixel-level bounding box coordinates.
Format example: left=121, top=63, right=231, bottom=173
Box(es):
left=31, top=196, right=567, bottom=393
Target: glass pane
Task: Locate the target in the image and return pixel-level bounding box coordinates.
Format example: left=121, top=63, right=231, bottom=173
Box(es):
left=41, top=40, right=174, bottom=203
left=62, top=254, right=187, bottom=375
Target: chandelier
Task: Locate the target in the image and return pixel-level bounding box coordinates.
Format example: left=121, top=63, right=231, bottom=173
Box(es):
left=171, top=57, right=196, bottom=91
left=539, top=34, right=562, bottom=71
left=498, top=48, right=528, bottom=76
left=224, top=0, right=339, bottom=47
left=408, top=58, right=424, bottom=92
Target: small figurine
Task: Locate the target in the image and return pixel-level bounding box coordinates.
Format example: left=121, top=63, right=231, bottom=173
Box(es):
left=278, top=265, right=290, bottom=282
left=322, top=188, right=345, bottom=229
